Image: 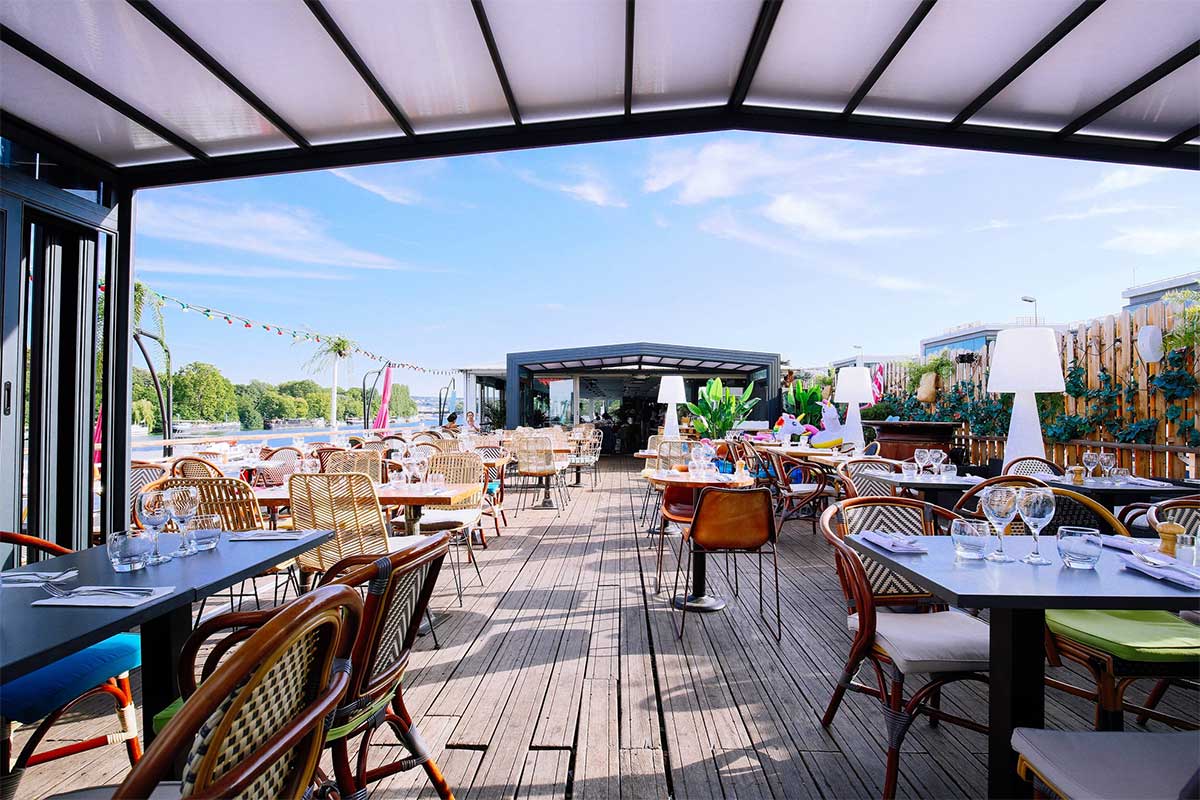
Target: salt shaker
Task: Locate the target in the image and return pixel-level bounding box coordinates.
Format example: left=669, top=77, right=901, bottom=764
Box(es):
left=1175, top=534, right=1196, bottom=567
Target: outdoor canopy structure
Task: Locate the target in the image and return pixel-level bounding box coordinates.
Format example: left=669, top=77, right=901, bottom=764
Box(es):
left=1, top=0, right=1197, bottom=190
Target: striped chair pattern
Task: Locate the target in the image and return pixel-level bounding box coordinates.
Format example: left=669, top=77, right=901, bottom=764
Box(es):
left=288, top=473, right=391, bottom=576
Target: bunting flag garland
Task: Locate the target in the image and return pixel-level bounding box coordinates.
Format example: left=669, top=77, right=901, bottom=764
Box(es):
left=110, top=282, right=459, bottom=375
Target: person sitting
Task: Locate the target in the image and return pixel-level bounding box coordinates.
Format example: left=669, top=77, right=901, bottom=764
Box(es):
left=443, top=412, right=461, bottom=432
left=465, top=410, right=482, bottom=433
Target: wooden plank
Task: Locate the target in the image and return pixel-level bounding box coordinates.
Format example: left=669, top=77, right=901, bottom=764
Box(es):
left=517, top=749, right=570, bottom=800
left=575, top=679, right=620, bottom=800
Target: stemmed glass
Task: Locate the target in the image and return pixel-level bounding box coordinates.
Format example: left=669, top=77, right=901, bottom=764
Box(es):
left=929, top=449, right=947, bottom=477
left=411, top=454, right=429, bottom=484
left=1098, top=451, right=1116, bottom=483
left=166, top=486, right=200, bottom=557
left=980, top=485, right=1018, bottom=563
left=913, top=448, right=930, bottom=474
left=1081, top=450, right=1099, bottom=479
left=1016, top=487, right=1055, bottom=566
left=137, top=490, right=173, bottom=566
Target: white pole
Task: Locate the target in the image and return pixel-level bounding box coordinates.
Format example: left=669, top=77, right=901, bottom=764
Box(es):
left=330, top=359, right=339, bottom=430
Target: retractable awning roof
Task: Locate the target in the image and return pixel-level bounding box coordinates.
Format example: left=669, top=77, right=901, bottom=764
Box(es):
left=2, top=0, right=1196, bottom=188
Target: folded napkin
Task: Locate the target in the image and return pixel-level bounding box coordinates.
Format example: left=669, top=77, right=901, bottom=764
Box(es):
left=1, top=569, right=78, bottom=586
left=1119, top=553, right=1200, bottom=590
left=861, top=530, right=928, bottom=553
left=32, top=586, right=175, bottom=607
left=1101, top=534, right=1157, bottom=553
left=959, top=475, right=986, bottom=484
left=1124, top=476, right=1171, bottom=487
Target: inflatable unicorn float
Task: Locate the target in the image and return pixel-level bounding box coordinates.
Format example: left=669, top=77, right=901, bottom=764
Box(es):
left=749, top=402, right=845, bottom=448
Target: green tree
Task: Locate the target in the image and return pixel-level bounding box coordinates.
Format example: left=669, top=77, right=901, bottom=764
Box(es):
left=390, top=384, right=419, bottom=418
left=304, top=391, right=330, bottom=422
left=340, top=387, right=364, bottom=421
left=131, top=398, right=156, bottom=429
left=236, top=393, right=264, bottom=430
left=305, top=336, right=355, bottom=427
left=172, top=362, right=237, bottom=422
left=278, top=379, right=322, bottom=399
left=258, top=391, right=299, bottom=420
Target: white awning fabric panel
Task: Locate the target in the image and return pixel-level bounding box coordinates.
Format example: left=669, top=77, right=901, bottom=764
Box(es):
left=1082, top=57, right=1200, bottom=141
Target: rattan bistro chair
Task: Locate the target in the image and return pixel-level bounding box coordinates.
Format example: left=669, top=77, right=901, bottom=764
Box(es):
left=764, top=450, right=834, bottom=528
left=818, top=500, right=988, bottom=800
left=288, top=473, right=391, bottom=583
left=1002, top=455, right=1065, bottom=476
left=175, top=537, right=455, bottom=800
left=671, top=487, right=782, bottom=641
left=513, top=436, right=567, bottom=515
left=413, top=453, right=486, bottom=601
left=836, top=458, right=899, bottom=498
left=129, top=461, right=166, bottom=526
left=568, top=428, right=604, bottom=487
left=50, top=585, right=363, bottom=800
left=0, top=533, right=142, bottom=800
left=254, top=445, right=303, bottom=487
left=952, top=474, right=1049, bottom=530
left=325, top=449, right=383, bottom=483
left=315, top=446, right=347, bottom=472
left=171, top=456, right=223, bottom=479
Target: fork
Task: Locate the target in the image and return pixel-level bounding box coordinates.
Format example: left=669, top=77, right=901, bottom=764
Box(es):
left=1133, top=551, right=1200, bottom=578
left=41, top=584, right=158, bottom=599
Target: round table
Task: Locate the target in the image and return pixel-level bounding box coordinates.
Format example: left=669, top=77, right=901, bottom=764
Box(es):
left=641, top=468, right=754, bottom=613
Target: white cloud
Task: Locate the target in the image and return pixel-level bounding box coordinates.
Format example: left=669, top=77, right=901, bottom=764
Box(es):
left=1104, top=226, right=1200, bottom=256
left=644, top=140, right=793, bottom=204
left=1045, top=203, right=1172, bottom=222
left=972, top=219, right=1013, bottom=232
left=698, top=208, right=937, bottom=293
left=513, top=164, right=626, bottom=207
left=763, top=194, right=922, bottom=242
left=137, top=258, right=348, bottom=281
left=331, top=168, right=421, bottom=205
left=138, top=197, right=411, bottom=271
left=1066, top=166, right=1160, bottom=201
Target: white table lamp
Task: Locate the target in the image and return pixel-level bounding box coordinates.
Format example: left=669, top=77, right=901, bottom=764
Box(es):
left=834, top=366, right=873, bottom=451
left=658, top=376, right=687, bottom=439
left=987, top=327, right=1065, bottom=462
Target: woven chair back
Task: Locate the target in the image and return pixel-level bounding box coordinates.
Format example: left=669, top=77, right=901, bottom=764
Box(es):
left=953, top=475, right=1048, bottom=525
left=409, top=442, right=440, bottom=461
left=432, top=438, right=462, bottom=453
left=160, top=477, right=263, bottom=532
left=515, top=436, right=555, bottom=475
left=381, top=436, right=408, bottom=458
left=325, top=450, right=383, bottom=483
left=1003, top=456, right=1065, bottom=477
left=356, top=440, right=388, bottom=453
left=412, top=431, right=441, bottom=443
left=428, top=452, right=484, bottom=510
left=655, top=440, right=692, bottom=470
left=837, top=458, right=898, bottom=498
left=116, top=585, right=361, bottom=800
left=1045, top=488, right=1128, bottom=537
left=315, top=447, right=347, bottom=472
left=822, top=497, right=959, bottom=605
left=1149, top=497, right=1200, bottom=535
left=131, top=461, right=167, bottom=524
left=288, top=473, right=390, bottom=573
left=265, top=446, right=303, bottom=463
left=172, top=456, right=223, bottom=479
left=646, top=434, right=662, bottom=454
left=320, top=536, right=448, bottom=703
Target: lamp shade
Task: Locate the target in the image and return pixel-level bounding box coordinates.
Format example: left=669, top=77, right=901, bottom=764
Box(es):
left=987, top=328, right=1065, bottom=393
left=657, top=375, right=686, bottom=404
left=834, top=366, right=873, bottom=404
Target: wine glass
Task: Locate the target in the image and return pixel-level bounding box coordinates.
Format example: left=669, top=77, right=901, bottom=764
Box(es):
left=1081, top=450, right=1099, bottom=479
left=1016, top=487, right=1055, bottom=566
left=980, top=485, right=1017, bottom=563
left=137, top=490, right=173, bottom=565
left=1098, top=451, right=1116, bottom=482
left=913, top=449, right=930, bottom=474
left=166, top=486, right=200, bottom=557
left=929, top=449, right=947, bottom=476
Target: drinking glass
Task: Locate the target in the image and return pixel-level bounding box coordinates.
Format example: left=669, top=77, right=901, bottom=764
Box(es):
left=428, top=472, right=446, bottom=488
left=929, top=450, right=947, bottom=474
left=980, top=485, right=1017, bottom=563
left=1016, top=487, right=1055, bottom=566
left=108, top=530, right=151, bottom=572
left=166, top=486, right=200, bottom=557
left=412, top=455, right=429, bottom=483
left=186, top=514, right=223, bottom=551
left=1081, top=450, right=1099, bottom=479
left=137, top=490, right=173, bottom=565
left=940, top=463, right=958, bottom=480
left=1057, top=526, right=1102, bottom=569
left=950, top=519, right=989, bottom=560
left=901, top=462, right=919, bottom=480
left=1098, top=451, right=1116, bottom=482
left=913, top=449, right=930, bottom=474
left=1111, top=467, right=1130, bottom=484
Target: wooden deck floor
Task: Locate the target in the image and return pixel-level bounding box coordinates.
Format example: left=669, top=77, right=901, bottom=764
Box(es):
left=16, top=457, right=1198, bottom=799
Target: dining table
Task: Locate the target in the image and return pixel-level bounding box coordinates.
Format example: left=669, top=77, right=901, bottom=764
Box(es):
left=846, top=533, right=1200, bottom=799
left=0, top=529, right=333, bottom=748
left=641, top=468, right=754, bottom=613
left=861, top=470, right=987, bottom=509
left=254, top=482, right=481, bottom=534
left=1036, top=474, right=1198, bottom=512
left=752, top=443, right=854, bottom=468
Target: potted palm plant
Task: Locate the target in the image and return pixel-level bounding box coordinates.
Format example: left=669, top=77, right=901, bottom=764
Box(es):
left=685, top=378, right=760, bottom=439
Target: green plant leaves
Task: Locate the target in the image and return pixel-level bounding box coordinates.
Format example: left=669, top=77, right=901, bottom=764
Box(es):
left=686, top=378, right=759, bottom=439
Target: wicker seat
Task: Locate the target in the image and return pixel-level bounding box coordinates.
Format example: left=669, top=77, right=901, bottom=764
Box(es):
left=513, top=436, right=568, bottom=515
left=818, top=501, right=986, bottom=800
left=568, top=428, right=604, bottom=486
left=315, top=446, right=347, bottom=472
left=325, top=449, right=383, bottom=483
left=254, top=446, right=302, bottom=487
left=764, top=450, right=834, bottom=528
left=170, top=456, right=222, bottom=479
left=1002, top=455, right=1065, bottom=476
left=836, top=458, right=898, bottom=498
left=288, top=473, right=391, bottom=579
left=52, top=585, right=363, bottom=800
left=0, top=533, right=142, bottom=800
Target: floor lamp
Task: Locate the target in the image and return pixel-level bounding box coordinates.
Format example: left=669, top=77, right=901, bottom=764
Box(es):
left=987, top=328, right=1064, bottom=462
left=835, top=366, right=872, bottom=452
left=658, top=376, right=686, bottom=439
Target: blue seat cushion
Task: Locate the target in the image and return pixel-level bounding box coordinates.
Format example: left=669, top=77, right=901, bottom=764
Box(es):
left=486, top=480, right=500, bottom=495
left=0, top=633, right=141, bottom=723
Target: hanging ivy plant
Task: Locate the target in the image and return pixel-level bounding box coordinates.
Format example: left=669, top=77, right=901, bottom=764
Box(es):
left=1149, top=349, right=1198, bottom=403
left=1064, top=364, right=1088, bottom=398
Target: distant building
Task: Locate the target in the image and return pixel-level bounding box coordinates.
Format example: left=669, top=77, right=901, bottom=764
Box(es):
left=919, top=320, right=1067, bottom=357
left=1122, top=271, right=1199, bottom=310
left=829, top=353, right=914, bottom=370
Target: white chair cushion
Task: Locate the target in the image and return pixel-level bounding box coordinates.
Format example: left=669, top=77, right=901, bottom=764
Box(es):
left=410, top=507, right=482, bottom=531
left=1011, top=728, right=1198, bottom=800
left=848, top=608, right=990, bottom=675
left=789, top=483, right=837, bottom=496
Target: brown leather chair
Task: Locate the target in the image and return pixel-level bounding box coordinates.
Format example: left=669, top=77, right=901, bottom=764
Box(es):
left=670, top=487, right=780, bottom=640
left=654, top=484, right=696, bottom=593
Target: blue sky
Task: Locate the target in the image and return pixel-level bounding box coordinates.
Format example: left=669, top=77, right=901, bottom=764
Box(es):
left=136, top=131, right=1198, bottom=395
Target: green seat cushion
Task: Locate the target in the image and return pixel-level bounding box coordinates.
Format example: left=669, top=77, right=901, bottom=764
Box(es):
left=153, top=696, right=184, bottom=734
left=1046, top=609, right=1200, bottom=663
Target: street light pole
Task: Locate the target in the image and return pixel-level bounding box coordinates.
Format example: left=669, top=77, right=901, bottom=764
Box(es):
left=1021, top=295, right=1038, bottom=325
